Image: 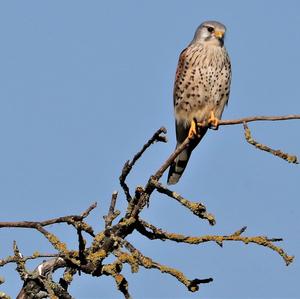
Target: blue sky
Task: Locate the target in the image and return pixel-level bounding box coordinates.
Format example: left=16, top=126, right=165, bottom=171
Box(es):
left=0, top=1, right=299, bottom=298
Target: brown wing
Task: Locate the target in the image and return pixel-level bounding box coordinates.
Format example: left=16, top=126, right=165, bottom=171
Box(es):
left=168, top=48, right=208, bottom=185
left=173, top=47, right=188, bottom=106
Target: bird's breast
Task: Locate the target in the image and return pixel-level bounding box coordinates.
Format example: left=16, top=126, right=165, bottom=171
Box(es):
left=174, top=45, right=231, bottom=127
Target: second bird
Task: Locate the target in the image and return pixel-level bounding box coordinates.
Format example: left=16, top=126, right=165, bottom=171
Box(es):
left=167, top=21, right=232, bottom=185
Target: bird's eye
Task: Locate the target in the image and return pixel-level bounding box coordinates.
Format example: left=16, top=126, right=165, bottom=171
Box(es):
left=207, top=27, right=214, bottom=33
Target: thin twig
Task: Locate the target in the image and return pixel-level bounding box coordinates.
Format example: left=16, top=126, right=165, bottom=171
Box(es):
left=117, top=240, right=213, bottom=292
left=151, top=179, right=216, bottom=225
left=104, top=191, right=120, bottom=227
left=152, top=137, right=190, bottom=182
left=137, top=221, right=293, bottom=266
left=77, top=228, right=86, bottom=268
left=219, top=114, right=300, bottom=126
left=81, top=202, right=97, bottom=218
left=13, top=242, right=28, bottom=282
left=119, top=127, right=167, bottom=201
left=0, top=203, right=96, bottom=237
left=0, top=252, right=59, bottom=267
left=101, top=261, right=132, bottom=299
left=59, top=268, right=77, bottom=292
left=243, top=122, right=298, bottom=163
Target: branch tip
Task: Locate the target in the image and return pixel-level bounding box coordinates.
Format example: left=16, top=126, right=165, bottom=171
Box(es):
left=243, top=122, right=299, bottom=164
left=231, top=226, right=247, bottom=237
left=81, top=202, right=97, bottom=218
left=188, top=277, right=213, bottom=292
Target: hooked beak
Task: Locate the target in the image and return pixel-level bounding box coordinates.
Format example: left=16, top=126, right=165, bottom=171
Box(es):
left=214, top=31, right=224, bottom=39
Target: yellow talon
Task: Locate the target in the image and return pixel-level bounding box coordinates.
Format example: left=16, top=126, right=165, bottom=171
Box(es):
left=208, top=111, right=219, bottom=129
left=188, top=119, right=197, bottom=139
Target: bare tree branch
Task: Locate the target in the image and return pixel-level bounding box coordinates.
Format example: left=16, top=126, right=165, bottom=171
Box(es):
left=104, top=191, right=120, bottom=228
left=136, top=221, right=294, bottom=265
left=150, top=179, right=216, bottom=225
left=119, top=127, right=167, bottom=201
left=0, top=252, right=59, bottom=267
left=0, top=114, right=297, bottom=298
left=243, top=122, right=298, bottom=163
left=116, top=240, right=213, bottom=292
left=0, top=202, right=97, bottom=237
left=218, top=114, right=300, bottom=126
left=16, top=257, right=68, bottom=299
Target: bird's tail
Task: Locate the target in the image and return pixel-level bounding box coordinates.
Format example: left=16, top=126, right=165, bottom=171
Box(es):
left=167, top=146, right=193, bottom=185
left=167, top=127, right=208, bottom=185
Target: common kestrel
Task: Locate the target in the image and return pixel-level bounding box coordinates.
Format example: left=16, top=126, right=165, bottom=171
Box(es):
left=167, top=21, right=231, bottom=185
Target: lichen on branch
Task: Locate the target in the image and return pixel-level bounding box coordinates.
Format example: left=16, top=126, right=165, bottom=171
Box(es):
left=0, top=114, right=297, bottom=298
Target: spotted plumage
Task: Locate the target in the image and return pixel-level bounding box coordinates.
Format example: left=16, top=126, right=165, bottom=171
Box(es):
left=167, top=21, right=232, bottom=185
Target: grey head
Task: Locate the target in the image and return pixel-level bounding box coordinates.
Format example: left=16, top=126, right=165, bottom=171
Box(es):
left=191, top=21, right=227, bottom=47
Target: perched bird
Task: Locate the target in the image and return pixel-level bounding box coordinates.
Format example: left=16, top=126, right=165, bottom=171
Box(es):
left=167, top=21, right=232, bottom=185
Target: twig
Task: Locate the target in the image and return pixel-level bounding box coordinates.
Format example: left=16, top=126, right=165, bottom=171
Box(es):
left=112, top=273, right=131, bottom=299
left=0, top=252, right=59, bottom=267
left=13, top=242, right=28, bottom=282
left=218, top=114, right=300, bottom=126
left=0, top=203, right=97, bottom=237
left=152, top=138, right=190, bottom=182
left=104, top=191, right=120, bottom=227
left=243, top=122, right=298, bottom=163
left=116, top=240, right=213, bottom=292
left=127, top=138, right=193, bottom=216
left=108, top=192, right=118, bottom=218
left=81, top=202, right=97, bottom=218
left=2, top=221, right=81, bottom=268
left=137, top=221, right=293, bottom=266
left=59, top=268, right=77, bottom=291
left=102, top=261, right=132, bottom=299
left=151, top=179, right=216, bottom=225
left=119, top=127, right=167, bottom=201
left=77, top=228, right=86, bottom=268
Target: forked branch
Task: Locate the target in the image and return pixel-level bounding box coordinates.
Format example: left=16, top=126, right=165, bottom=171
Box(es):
left=0, top=113, right=297, bottom=298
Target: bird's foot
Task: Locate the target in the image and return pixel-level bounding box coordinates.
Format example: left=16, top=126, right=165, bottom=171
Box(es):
left=188, top=119, right=198, bottom=139
left=208, top=111, right=219, bottom=130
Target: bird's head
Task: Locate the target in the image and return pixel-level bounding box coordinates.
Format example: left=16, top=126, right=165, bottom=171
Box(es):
left=192, top=21, right=226, bottom=47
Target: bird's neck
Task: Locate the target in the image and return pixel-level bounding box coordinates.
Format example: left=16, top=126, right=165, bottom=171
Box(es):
left=188, top=43, right=229, bottom=68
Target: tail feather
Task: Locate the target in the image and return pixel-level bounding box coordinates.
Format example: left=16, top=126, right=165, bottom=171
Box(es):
left=167, top=126, right=208, bottom=185
left=167, top=148, right=192, bottom=185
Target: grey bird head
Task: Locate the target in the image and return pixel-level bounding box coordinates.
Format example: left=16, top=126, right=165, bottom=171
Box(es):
left=191, top=21, right=226, bottom=46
